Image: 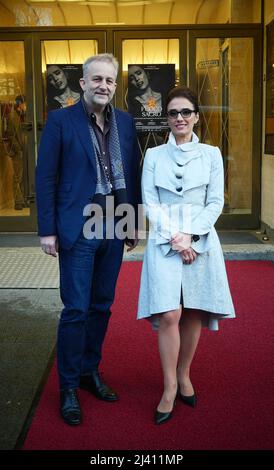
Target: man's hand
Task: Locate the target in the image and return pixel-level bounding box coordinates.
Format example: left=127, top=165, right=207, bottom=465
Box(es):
left=40, top=235, right=59, bottom=257
left=180, top=247, right=197, bottom=264
left=170, top=232, right=192, bottom=252
left=125, top=230, right=139, bottom=252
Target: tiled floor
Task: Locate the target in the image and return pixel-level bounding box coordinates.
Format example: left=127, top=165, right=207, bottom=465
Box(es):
left=0, top=231, right=274, bottom=288
left=0, top=249, right=59, bottom=288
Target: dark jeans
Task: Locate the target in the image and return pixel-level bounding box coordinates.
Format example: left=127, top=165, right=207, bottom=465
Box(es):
left=58, top=225, right=124, bottom=390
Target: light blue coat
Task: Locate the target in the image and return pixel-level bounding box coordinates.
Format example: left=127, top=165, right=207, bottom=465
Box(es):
left=137, top=132, right=235, bottom=331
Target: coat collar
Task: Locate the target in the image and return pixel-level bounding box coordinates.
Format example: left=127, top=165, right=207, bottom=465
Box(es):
left=167, top=131, right=201, bottom=166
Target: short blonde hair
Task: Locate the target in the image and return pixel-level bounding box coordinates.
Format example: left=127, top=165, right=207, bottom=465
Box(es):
left=83, top=53, right=119, bottom=78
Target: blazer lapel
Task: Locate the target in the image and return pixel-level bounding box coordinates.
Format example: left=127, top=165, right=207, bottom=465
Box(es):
left=67, top=101, right=96, bottom=171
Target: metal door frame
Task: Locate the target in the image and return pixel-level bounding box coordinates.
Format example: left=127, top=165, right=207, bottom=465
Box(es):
left=189, top=26, right=262, bottom=229
left=113, top=27, right=187, bottom=109
left=0, top=31, right=36, bottom=231
left=0, top=28, right=106, bottom=231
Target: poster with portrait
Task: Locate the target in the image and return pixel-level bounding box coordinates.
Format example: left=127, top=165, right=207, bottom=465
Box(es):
left=46, top=64, right=83, bottom=111
left=127, top=64, right=176, bottom=132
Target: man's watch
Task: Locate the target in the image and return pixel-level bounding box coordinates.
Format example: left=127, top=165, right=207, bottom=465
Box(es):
left=192, top=235, right=200, bottom=242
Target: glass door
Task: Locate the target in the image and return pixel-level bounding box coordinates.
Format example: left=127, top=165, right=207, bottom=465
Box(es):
left=189, top=27, right=262, bottom=229
left=33, top=30, right=106, bottom=146
left=0, top=34, right=36, bottom=230
left=114, top=29, right=187, bottom=161
left=0, top=30, right=106, bottom=232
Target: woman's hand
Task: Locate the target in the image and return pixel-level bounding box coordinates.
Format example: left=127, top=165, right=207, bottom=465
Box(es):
left=125, top=229, right=139, bottom=252
left=180, top=247, right=197, bottom=264
left=171, top=232, right=192, bottom=252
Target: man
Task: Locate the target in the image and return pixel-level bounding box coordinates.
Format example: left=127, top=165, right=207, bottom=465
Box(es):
left=36, top=54, right=141, bottom=425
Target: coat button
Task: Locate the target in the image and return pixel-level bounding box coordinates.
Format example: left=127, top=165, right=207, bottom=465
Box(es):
left=175, top=173, right=182, bottom=178
left=176, top=187, right=182, bottom=192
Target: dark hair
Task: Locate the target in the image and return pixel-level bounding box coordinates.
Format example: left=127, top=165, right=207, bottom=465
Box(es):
left=165, top=86, right=199, bottom=114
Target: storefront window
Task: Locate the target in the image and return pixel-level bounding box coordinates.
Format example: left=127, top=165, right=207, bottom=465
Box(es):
left=0, top=41, right=30, bottom=217
left=265, top=20, right=274, bottom=155
left=196, top=37, right=254, bottom=215
left=41, top=39, right=98, bottom=119
left=122, top=38, right=179, bottom=158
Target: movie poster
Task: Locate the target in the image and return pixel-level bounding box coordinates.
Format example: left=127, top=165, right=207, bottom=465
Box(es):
left=46, top=64, right=83, bottom=111
left=127, top=64, right=176, bottom=132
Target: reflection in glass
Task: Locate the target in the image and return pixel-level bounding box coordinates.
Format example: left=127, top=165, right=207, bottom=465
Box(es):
left=0, top=41, right=30, bottom=217
left=196, top=37, right=253, bottom=215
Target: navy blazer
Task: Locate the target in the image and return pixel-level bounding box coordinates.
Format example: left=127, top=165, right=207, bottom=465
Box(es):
left=36, top=101, right=141, bottom=249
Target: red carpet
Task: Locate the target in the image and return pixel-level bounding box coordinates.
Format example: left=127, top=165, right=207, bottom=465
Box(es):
left=24, top=261, right=274, bottom=450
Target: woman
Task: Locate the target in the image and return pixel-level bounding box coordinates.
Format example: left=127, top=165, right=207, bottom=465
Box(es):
left=128, top=65, right=162, bottom=115
left=47, top=65, right=81, bottom=110
left=137, top=86, right=235, bottom=425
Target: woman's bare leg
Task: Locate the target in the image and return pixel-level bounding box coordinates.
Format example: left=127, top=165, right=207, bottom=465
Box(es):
left=157, top=307, right=182, bottom=412
left=177, top=309, right=202, bottom=396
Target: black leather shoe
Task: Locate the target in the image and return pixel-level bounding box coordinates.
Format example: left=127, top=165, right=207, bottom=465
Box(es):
left=155, top=409, right=173, bottom=425
left=60, top=389, right=81, bottom=425
left=179, top=392, right=197, bottom=408
left=154, top=397, right=176, bottom=425
left=79, top=371, right=118, bottom=402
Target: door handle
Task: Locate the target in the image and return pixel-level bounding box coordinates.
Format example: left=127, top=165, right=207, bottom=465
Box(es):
left=26, top=193, right=35, bottom=203
left=21, top=121, right=33, bottom=131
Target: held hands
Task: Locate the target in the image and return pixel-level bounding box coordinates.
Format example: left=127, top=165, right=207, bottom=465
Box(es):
left=40, top=235, right=59, bottom=257
left=179, top=247, right=197, bottom=264
left=170, top=232, right=197, bottom=265
left=171, top=232, right=192, bottom=251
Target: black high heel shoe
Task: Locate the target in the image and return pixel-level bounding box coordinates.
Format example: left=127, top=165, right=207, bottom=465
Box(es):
left=178, top=390, right=197, bottom=408
left=154, top=395, right=177, bottom=425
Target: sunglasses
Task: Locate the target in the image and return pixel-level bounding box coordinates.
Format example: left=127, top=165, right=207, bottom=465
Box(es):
left=167, top=108, right=196, bottom=119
